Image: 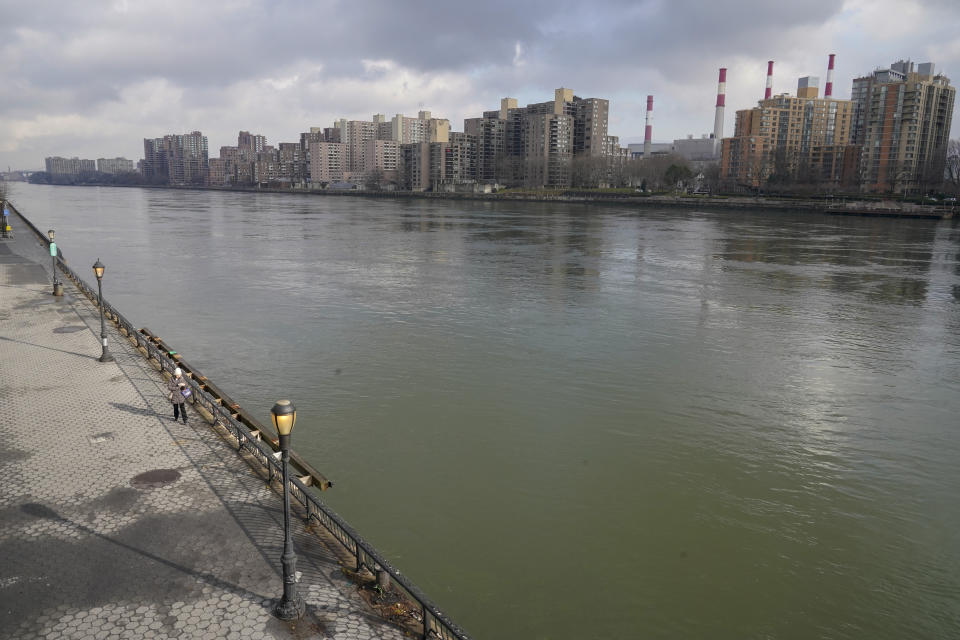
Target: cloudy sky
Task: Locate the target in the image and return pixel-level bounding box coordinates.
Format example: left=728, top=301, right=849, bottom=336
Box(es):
left=1, top=0, right=958, bottom=170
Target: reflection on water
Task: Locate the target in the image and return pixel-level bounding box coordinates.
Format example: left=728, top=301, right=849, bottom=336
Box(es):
left=9, top=183, right=960, bottom=640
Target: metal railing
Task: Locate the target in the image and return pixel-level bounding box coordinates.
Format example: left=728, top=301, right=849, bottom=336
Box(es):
left=14, top=204, right=471, bottom=640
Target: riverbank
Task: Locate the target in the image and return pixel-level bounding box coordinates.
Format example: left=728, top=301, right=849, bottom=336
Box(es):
left=22, top=180, right=956, bottom=219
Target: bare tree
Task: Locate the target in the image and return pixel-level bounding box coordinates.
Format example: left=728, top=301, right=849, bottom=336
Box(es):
left=634, top=153, right=686, bottom=191
left=917, top=152, right=945, bottom=196
left=608, top=155, right=629, bottom=188
left=570, top=155, right=607, bottom=188
left=364, top=168, right=385, bottom=191
left=701, top=162, right=721, bottom=194
left=943, top=139, right=959, bottom=195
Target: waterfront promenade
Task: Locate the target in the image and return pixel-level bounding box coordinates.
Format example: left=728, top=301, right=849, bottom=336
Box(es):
left=0, top=215, right=407, bottom=638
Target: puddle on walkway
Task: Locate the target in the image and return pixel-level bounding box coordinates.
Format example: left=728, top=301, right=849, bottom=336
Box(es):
left=130, top=469, right=182, bottom=489
left=53, top=325, right=86, bottom=333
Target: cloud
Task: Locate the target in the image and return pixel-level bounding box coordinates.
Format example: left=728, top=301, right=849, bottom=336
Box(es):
left=0, top=0, right=957, bottom=168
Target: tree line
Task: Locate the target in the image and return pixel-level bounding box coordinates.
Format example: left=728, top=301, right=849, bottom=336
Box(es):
left=27, top=171, right=163, bottom=186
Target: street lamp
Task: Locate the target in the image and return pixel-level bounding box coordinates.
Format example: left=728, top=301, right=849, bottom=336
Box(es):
left=47, top=230, right=63, bottom=296
left=92, top=259, right=114, bottom=363
left=271, top=399, right=304, bottom=620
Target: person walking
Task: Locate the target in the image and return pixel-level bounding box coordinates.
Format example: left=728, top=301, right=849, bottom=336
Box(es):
left=167, top=367, right=190, bottom=424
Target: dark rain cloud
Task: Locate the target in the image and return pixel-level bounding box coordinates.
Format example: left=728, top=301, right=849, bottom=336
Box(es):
left=0, top=0, right=957, bottom=166
left=1, top=0, right=846, bottom=103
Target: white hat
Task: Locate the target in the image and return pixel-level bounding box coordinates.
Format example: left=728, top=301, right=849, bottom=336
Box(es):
left=174, top=368, right=182, bottom=376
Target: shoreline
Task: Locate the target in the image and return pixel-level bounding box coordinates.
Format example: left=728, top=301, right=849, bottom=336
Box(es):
left=15, top=180, right=956, bottom=219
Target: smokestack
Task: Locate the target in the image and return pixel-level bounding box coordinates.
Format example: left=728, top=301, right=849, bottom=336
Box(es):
left=825, top=54, right=836, bottom=98
left=714, top=68, right=726, bottom=142
left=764, top=60, right=774, bottom=100
left=643, top=95, right=653, bottom=158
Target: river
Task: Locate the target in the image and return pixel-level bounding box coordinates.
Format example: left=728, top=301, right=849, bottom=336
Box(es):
left=7, top=182, right=960, bottom=639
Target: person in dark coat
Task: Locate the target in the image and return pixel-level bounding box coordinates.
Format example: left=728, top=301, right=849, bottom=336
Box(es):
left=167, top=367, right=190, bottom=424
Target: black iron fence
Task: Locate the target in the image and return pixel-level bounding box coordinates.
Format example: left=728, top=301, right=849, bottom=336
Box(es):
left=13, top=203, right=471, bottom=640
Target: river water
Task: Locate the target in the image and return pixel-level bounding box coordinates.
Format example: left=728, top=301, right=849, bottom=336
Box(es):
left=7, top=182, right=960, bottom=639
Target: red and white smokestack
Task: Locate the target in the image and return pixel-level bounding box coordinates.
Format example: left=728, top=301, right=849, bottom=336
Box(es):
left=825, top=54, right=836, bottom=98
left=643, top=95, right=653, bottom=157
left=713, top=68, right=726, bottom=142
left=764, top=60, right=774, bottom=99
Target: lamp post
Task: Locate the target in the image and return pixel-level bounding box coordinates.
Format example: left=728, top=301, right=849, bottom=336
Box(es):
left=92, top=259, right=114, bottom=363
left=47, top=230, right=63, bottom=296
left=271, top=399, right=304, bottom=620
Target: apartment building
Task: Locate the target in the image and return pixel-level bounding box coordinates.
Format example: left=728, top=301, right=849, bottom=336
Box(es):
left=574, top=98, right=609, bottom=157
left=335, top=119, right=377, bottom=172
left=299, top=129, right=326, bottom=180
left=720, top=77, right=856, bottom=187
left=465, top=106, right=508, bottom=183
left=309, top=141, right=347, bottom=183
left=523, top=111, right=574, bottom=188
left=465, top=89, right=612, bottom=188
left=44, top=157, right=96, bottom=175
left=363, top=139, right=399, bottom=174
left=446, top=132, right=478, bottom=184
left=96, top=157, right=134, bottom=174
left=389, top=111, right=450, bottom=144
left=238, top=131, right=267, bottom=156
left=143, top=131, right=208, bottom=185
left=425, top=132, right=479, bottom=188
left=399, top=143, right=431, bottom=191
left=207, top=158, right=229, bottom=186
left=278, top=143, right=304, bottom=185
left=851, top=60, right=955, bottom=192
left=253, top=148, right=279, bottom=184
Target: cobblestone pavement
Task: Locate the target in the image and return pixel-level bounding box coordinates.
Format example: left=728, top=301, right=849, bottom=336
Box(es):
left=0, top=214, right=409, bottom=639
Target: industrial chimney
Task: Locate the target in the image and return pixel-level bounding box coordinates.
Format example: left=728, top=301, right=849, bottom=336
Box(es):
left=643, top=95, right=653, bottom=158
left=764, top=61, right=774, bottom=99
left=825, top=54, right=836, bottom=98
left=714, top=68, right=726, bottom=142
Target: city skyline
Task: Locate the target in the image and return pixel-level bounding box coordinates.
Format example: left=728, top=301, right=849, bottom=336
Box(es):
left=1, top=0, right=958, bottom=170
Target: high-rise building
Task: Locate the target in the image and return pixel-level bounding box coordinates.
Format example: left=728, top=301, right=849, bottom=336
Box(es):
left=44, top=157, right=96, bottom=175
left=426, top=132, right=478, bottom=189
left=851, top=60, right=955, bottom=193
left=335, top=119, right=377, bottom=172
left=522, top=111, right=574, bottom=188
left=143, top=131, right=208, bottom=185
left=465, top=113, right=507, bottom=183
left=207, top=158, right=229, bottom=187
left=720, top=77, right=856, bottom=187
left=278, top=142, right=304, bottom=185
left=96, top=157, right=134, bottom=174
left=142, top=139, right=168, bottom=181
left=574, top=97, right=609, bottom=157
left=238, top=131, right=267, bottom=156
left=309, top=142, right=346, bottom=183
left=399, top=143, right=431, bottom=191
left=253, top=148, right=279, bottom=185
left=389, top=112, right=449, bottom=144
left=363, top=139, right=399, bottom=174
left=466, top=89, right=612, bottom=188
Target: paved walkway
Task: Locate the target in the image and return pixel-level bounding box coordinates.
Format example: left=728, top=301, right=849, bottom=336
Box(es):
left=0, top=213, right=408, bottom=639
